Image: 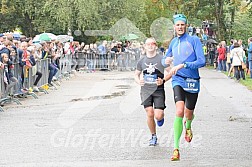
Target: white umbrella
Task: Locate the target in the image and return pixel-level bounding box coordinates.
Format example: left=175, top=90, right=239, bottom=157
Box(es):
left=56, top=35, right=74, bottom=43
left=45, top=33, right=57, bottom=40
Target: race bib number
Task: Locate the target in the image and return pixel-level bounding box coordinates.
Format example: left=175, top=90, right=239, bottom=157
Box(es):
left=183, top=78, right=199, bottom=93
left=144, top=74, right=157, bottom=84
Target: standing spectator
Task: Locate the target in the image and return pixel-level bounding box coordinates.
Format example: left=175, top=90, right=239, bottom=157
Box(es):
left=201, top=32, right=208, bottom=45
left=238, top=39, right=245, bottom=50
left=226, top=45, right=232, bottom=73
left=18, top=42, right=36, bottom=90
left=208, top=44, right=215, bottom=65
left=203, top=45, right=208, bottom=64
left=247, top=37, right=252, bottom=78
left=90, top=43, right=98, bottom=70
left=227, top=39, right=237, bottom=77
left=221, top=41, right=228, bottom=71
left=1, top=53, right=18, bottom=96
left=230, top=42, right=246, bottom=81
left=110, top=42, right=120, bottom=69
left=97, top=40, right=107, bottom=69
left=192, top=25, right=196, bottom=36
left=217, top=43, right=226, bottom=71
left=196, top=27, right=201, bottom=37
left=85, top=45, right=94, bottom=73
left=187, top=24, right=193, bottom=36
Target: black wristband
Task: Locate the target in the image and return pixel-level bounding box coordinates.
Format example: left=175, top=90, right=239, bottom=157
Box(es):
left=163, top=79, right=166, bottom=83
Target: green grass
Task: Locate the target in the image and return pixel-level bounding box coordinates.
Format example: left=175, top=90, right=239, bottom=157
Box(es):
left=206, top=65, right=252, bottom=91
left=239, top=77, right=252, bottom=90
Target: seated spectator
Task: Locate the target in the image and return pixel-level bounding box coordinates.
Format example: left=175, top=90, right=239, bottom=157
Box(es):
left=27, top=46, right=42, bottom=92
left=41, top=42, right=58, bottom=87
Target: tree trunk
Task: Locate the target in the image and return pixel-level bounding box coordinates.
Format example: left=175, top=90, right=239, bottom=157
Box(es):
left=229, top=7, right=235, bottom=40
left=214, top=0, right=226, bottom=41
left=23, top=12, right=35, bottom=37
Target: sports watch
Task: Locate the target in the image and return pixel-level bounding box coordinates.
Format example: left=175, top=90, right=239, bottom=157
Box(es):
left=183, top=63, right=187, bottom=68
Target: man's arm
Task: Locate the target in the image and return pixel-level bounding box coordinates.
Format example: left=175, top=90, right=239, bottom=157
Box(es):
left=157, top=67, right=172, bottom=86
left=162, top=40, right=174, bottom=67
left=163, top=66, right=173, bottom=82
left=184, top=37, right=206, bottom=69
left=248, top=43, right=252, bottom=53
left=134, top=70, right=144, bottom=86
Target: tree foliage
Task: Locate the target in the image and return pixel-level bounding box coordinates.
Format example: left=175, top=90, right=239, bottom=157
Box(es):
left=0, top=0, right=252, bottom=43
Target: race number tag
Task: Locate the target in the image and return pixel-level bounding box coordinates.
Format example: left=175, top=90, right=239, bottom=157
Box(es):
left=144, top=74, right=157, bottom=84
left=183, top=78, right=199, bottom=93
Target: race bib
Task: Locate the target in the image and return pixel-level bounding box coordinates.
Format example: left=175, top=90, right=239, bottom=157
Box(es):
left=183, top=78, right=199, bottom=93
left=144, top=74, right=157, bottom=84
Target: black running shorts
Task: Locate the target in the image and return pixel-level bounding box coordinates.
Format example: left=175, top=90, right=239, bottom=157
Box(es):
left=173, top=85, right=198, bottom=110
left=140, top=89, right=166, bottom=110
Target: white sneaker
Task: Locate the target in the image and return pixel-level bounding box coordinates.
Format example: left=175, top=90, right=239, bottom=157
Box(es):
left=33, top=86, right=39, bottom=92
left=52, top=76, right=57, bottom=81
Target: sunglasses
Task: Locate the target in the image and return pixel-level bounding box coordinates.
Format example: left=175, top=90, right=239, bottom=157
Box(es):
left=145, top=42, right=157, bottom=46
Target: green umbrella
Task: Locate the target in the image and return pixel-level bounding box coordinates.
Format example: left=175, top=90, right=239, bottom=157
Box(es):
left=126, top=33, right=139, bottom=40
left=39, top=33, right=51, bottom=41
left=119, top=36, right=127, bottom=42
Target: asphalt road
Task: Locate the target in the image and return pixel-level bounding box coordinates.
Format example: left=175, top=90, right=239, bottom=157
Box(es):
left=0, top=68, right=252, bottom=167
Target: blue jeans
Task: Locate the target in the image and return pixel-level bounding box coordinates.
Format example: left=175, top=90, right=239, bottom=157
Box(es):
left=86, top=59, right=94, bottom=71
left=99, top=54, right=107, bottom=68
left=218, top=59, right=226, bottom=71
left=48, top=63, right=58, bottom=84
left=249, top=60, right=252, bottom=78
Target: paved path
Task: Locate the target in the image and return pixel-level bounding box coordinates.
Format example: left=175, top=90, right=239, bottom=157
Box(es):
left=0, top=68, right=252, bottom=166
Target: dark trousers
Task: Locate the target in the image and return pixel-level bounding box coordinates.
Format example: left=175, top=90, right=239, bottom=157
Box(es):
left=48, top=63, right=58, bottom=84
left=234, top=66, right=245, bottom=80
left=34, top=71, right=42, bottom=86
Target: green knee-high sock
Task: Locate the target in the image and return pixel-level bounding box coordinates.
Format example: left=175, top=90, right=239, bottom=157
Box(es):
left=174, top=116, right=183, bottom=149
left=186, top=115, right=194, bottom=129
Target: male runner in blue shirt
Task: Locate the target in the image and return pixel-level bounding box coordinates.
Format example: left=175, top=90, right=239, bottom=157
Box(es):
left=162, top=14, right=206, bottom=161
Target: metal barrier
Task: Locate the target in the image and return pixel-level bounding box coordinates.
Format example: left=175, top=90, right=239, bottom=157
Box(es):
left=0, top=68, right=21, bottom=107
left=32, top=59, right=49, bottom=94
left=58, top=54, right=72, bottom=80
left=74, top=52, right=140, bottom=72
left=0, top=59, right=51, bottom=102
left=0, top=55, right=74, bottom=109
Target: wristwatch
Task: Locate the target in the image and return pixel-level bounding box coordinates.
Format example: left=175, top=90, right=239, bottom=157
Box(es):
left=183, top=63, right=187, bottom=68
left=163, top=79, right=166, bottom=83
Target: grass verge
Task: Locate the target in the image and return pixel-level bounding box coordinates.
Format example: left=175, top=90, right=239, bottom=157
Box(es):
left=206, top=65, right=252, bottom=90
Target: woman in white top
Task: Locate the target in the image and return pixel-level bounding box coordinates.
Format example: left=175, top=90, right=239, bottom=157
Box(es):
left=230, top=42, right=246, bottom=80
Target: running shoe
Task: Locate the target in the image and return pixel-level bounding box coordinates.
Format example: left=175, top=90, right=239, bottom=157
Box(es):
left=149, top=135, right=157, bottom=146
left=184, top=120, right=193, bottom=143
left=171, top=149, right=180, bottom=161
left=157, top=118, right=164, bottom=127
left=33, top=86, right=39, bottom=92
